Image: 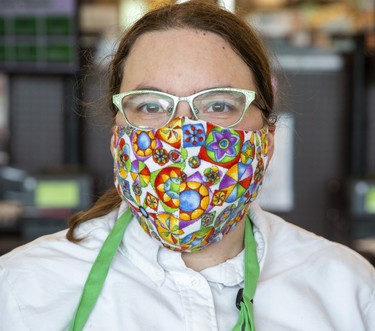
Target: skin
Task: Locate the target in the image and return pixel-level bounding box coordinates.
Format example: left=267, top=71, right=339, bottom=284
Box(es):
left=112, top=28, right=274, bottom=271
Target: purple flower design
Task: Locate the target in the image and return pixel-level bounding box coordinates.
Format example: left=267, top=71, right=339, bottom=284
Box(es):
left=207, top=129, right=239, bottom=161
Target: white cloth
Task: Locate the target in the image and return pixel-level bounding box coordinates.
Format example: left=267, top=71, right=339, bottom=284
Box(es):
left=0, top=202, right=374, bottom=331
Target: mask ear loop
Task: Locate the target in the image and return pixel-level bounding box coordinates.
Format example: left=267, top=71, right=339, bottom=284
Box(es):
left=233, top=216, right=260, bottom=331
left=68, top=208, right=134, bottom=331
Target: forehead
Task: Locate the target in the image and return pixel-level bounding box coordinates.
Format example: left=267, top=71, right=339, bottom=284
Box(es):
left=120, top=28, right=255, bottom=94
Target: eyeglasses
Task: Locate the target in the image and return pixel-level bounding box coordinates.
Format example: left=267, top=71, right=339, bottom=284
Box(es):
left=112, top=87, right=256, bottom=130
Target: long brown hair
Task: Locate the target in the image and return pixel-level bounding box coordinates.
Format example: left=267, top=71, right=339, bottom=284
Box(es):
left=67, top=0, right=275, bottom=242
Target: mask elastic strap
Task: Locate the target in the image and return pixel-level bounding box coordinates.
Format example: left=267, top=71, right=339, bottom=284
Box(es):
left=233, top=216, right=260, bottom=331
left=68, top=208, right=133, bottom=331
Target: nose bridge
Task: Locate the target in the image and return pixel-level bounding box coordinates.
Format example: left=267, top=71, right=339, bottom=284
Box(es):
left=175, top=96, right=194, bottom=118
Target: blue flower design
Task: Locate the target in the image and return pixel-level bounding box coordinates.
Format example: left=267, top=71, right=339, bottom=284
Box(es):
left=182, top=123, right=206, bottom=147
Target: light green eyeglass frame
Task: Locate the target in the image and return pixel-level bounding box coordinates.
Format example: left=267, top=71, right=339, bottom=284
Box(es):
left=112, top=87, right=256, bottom=130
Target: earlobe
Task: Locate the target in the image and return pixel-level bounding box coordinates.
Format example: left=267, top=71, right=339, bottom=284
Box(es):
left=111, top=115, right=122, bottom=158
left=110, top=132, right=116, bottom=158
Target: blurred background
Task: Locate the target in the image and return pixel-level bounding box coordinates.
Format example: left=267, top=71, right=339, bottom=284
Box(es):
left=0, top=0, right=374, bottom=264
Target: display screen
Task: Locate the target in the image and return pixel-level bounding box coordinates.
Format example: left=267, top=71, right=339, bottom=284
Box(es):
left=0, top=0, right=78, bottom=73
left=365, top=186, right=375, bottom=214
left=35, top=180, right=79, bottom=208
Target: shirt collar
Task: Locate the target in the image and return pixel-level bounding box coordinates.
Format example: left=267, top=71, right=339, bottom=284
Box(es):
left=199, top=202, right=268, bottom=287
left=248, top=202, right=270, bottom=271
left=117, top=201, right=268, bottom=287
left=200, top=250, right=245, bottom=288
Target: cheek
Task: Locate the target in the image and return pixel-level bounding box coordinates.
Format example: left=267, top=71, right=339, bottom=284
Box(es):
left=233, top=108, right=264, bottom=131
left=115, top=112, right=127, bottom=126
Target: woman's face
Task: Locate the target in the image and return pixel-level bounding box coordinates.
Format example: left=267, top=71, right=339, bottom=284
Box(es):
left=114, top=28, right=274, bottom=157
left=117, top=29, right=261, bottom=126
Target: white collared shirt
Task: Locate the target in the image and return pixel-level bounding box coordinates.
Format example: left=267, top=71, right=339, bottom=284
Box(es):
left=0, top=202, right=374, bottom=331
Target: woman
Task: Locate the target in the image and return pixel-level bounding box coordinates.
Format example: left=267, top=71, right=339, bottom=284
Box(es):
left=0, top=1, right=374, bottom=330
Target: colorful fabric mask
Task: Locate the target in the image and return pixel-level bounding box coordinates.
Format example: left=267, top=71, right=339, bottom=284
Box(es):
left=112, top=117, right=268, bottom=252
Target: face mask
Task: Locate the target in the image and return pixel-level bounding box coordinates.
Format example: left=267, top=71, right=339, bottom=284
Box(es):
left=112, top=117, right=268, bottom=252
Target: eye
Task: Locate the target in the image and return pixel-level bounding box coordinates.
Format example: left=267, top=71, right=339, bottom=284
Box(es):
left=138, top=102, right=163, bottom=113
left=206, top=101, right=234, bottom=113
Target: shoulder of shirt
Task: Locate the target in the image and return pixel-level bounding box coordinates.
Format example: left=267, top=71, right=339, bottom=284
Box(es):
left=0, top=206, right=121, bottom=267
left=250, top=203, right=375, bottom=326
left=249, top=202, right=375, bottom=282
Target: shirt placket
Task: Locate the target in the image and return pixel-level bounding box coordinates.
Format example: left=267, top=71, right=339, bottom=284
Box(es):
left=171, top=270, right=219, bottom=331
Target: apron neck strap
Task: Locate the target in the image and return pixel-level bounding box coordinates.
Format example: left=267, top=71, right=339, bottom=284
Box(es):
left=69, top=211, right=259, bottom=331
left=69, top=208, right=133, bottom=331
left=233, top=215, right=260, bottom=331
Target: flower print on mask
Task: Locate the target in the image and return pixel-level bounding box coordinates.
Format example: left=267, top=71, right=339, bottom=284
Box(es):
left=152, top=147, right=169, bottom=166
left=155, top=212, right=184, bottom=246
left=132, top=130, right=159, bottom=160
left=188, top=156, right=201, bottom=169
left=113, top=117, right=269, bottom=252
left=198, top=123, right=244, bottom=169
left=182, top=123, right=206, bottom=147
left=155, top=118, right=182, bottom=148
left=203, top=166, right=221, bottom=186
left=207, top=129, right=240, bottom=161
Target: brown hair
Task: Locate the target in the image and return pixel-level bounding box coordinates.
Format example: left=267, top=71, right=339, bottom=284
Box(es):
left=67, top=0, right=275, bottom=242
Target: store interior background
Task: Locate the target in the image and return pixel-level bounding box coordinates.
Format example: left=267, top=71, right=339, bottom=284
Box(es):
left=0, top=0, right=374, bottom=264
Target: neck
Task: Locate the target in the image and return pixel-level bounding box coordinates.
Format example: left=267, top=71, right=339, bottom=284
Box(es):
left=181, top=218, right=246, bottom=272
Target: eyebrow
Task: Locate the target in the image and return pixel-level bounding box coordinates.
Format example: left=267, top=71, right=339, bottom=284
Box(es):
left=131, top=85, right=163, bottom=92
left=126, top=84, right=239, bottom=95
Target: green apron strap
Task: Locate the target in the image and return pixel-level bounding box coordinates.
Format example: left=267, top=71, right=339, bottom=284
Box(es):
left=232, top=216, right=260, bottom=331
left=68, top=208, right=134, bottom=331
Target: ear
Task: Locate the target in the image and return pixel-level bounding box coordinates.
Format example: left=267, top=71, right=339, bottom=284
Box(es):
left=110, top=126, right=117, bottom=159
left=266, top=124, right=275, bottom=167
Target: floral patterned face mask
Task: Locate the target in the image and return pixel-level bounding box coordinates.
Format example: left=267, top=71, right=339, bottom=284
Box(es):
left=112, top=117, right=269, bottom=252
